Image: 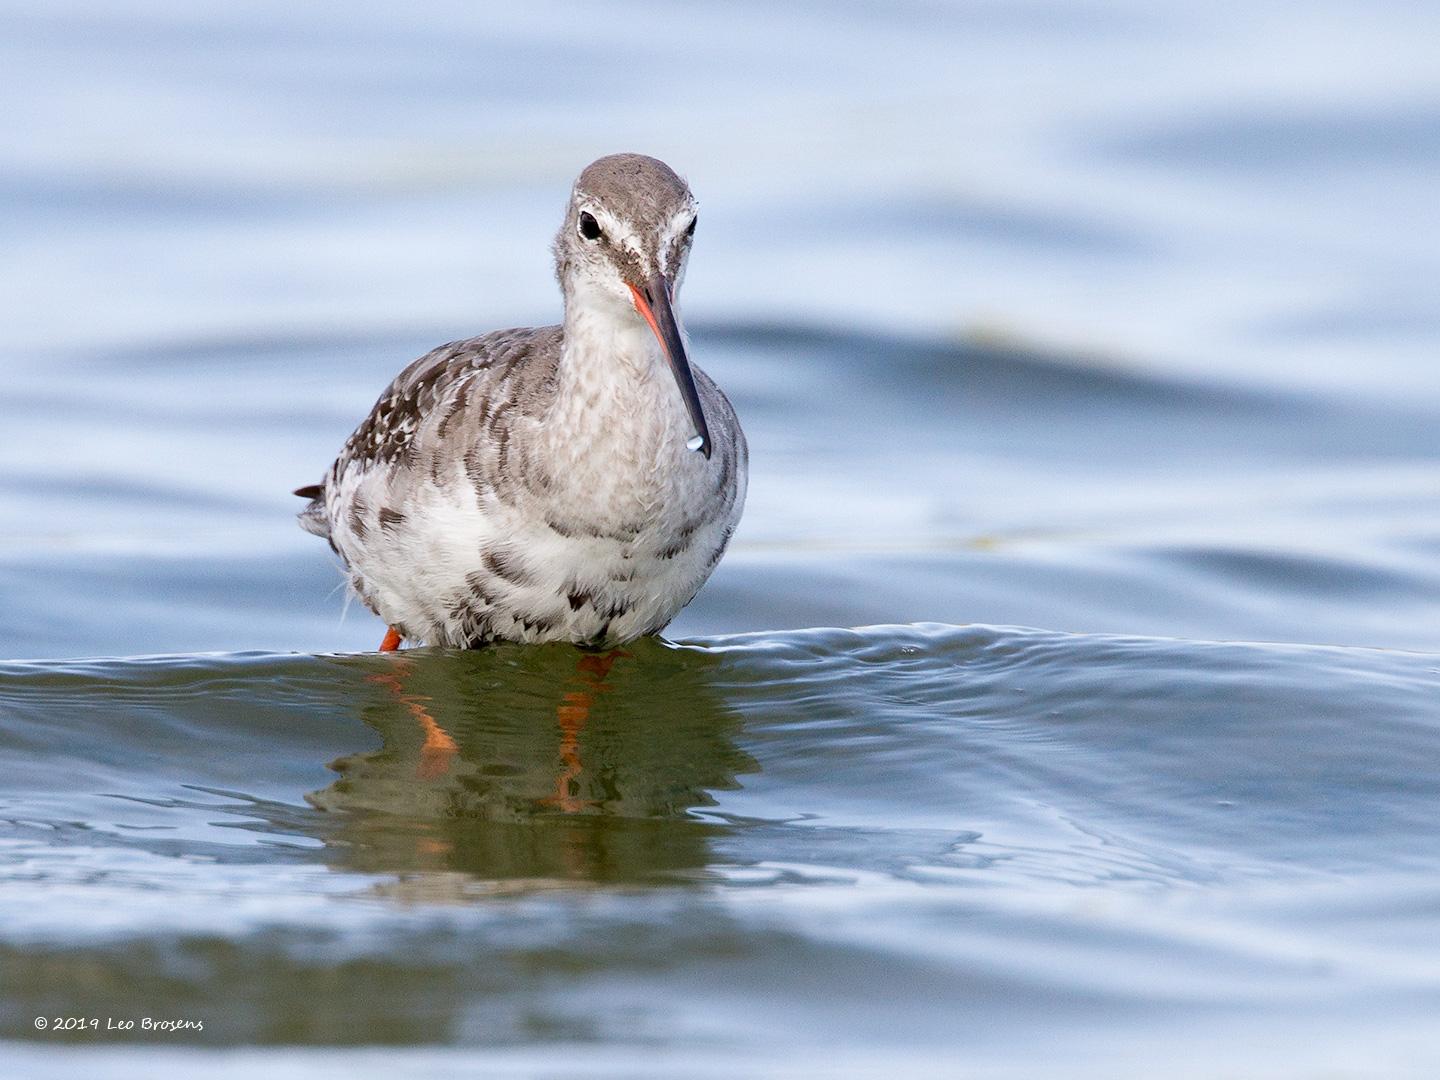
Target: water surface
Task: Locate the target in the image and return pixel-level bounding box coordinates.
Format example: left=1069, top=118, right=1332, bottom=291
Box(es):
left=4, top=627, right=1440, bottom=1078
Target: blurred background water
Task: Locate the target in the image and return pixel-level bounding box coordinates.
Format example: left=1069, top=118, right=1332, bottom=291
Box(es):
left=2, top=1, right=1439, bottom=1077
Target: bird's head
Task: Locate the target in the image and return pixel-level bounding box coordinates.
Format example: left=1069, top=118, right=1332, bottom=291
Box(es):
left=554, top=153, right=709, bottom=456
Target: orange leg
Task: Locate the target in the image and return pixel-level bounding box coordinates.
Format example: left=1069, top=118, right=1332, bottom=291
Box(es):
left=414, top=707, right=460, bottom=780
left=366, top=661, right=459, bottom=780
left=543, top=648, right=631, bottom=813
left=378, top=626, right=403, bottom=652
left=365, top=661, right=458, bottom=861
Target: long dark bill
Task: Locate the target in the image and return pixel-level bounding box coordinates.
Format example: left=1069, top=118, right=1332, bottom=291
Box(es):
left=629, top=275, right=712, bottom=458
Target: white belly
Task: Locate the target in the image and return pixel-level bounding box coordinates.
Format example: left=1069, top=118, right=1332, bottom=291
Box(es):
left=330, top=447, right=740, bottom=647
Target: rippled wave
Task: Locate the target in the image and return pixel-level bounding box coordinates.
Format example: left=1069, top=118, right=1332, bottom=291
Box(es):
left=2, top=624, right=1438, bottom=1067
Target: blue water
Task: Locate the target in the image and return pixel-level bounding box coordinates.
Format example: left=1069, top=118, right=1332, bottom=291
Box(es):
left=3, top=2, right=1440, bottom=1077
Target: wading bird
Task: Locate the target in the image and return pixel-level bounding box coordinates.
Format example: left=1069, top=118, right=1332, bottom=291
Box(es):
left=294, top=154, right=746, bottom=651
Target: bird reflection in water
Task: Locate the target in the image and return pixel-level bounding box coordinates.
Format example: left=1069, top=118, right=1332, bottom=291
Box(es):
left=362, top=661, right=461, bottom=781
left=307, top=642, right=756, bottom=895
left=544, top=648, right=628, bottom=813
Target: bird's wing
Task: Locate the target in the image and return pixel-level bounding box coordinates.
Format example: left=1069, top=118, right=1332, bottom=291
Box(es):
left=294, top=326, right=563, bottom=537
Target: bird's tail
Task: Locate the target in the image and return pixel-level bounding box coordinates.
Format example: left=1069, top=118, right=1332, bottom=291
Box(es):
left=293, top=483, right=331, bottom=539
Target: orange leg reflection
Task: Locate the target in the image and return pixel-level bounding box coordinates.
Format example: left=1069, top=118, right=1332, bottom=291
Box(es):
left=366, top=660, right=459, bottom=780
left=366, top=644, right=629, bottom=807
left=543, top=649, right=629, bottom=814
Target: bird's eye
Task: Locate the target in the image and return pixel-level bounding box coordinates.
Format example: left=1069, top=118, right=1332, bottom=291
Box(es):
left=685, top=215, right=697, bottom=238
left=578, top=211, right=602, bottom=241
